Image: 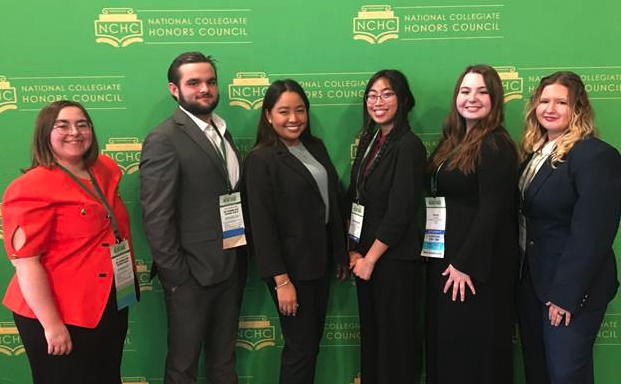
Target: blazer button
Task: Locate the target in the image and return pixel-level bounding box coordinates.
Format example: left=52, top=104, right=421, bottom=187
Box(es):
left=528, top=240, right=535, bottom=246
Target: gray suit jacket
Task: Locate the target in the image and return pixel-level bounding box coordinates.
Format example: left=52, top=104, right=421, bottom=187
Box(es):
left=140, top=108, right=243, bottom=288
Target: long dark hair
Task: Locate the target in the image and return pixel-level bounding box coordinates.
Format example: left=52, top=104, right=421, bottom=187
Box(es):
left=251, top=79, right=318, bottom=151
left=29, top=100, right=99, bottom=171
left=351, top=69, right=415, bottom=175
left=429, top=64, right=510, bottom=174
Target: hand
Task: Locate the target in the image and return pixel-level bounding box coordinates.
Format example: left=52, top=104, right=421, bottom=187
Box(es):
left=352, top=257, right=375, bottom=281
left=44, top=323, right=72, bottom=355
left=349, top=251, right=363, bottom=269
left=276, top=283, right=299, bottom=317
left=336, top=262, right=349, bottom=281
left=546, top=302, right=572, bottom=327
left=442, top=264, right=476, bottom=302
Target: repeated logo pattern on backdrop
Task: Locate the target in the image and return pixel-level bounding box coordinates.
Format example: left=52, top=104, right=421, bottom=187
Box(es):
left=1, top=2, right=620, bottom=384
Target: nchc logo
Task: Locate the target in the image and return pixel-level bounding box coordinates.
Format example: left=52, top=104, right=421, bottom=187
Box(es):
left=0, top=75, right=18, bottom=115
left=228, top=72, right=270, bottom=110
left=0, top=322, right=24, bottom=356
left=236, top=316, right=275, bottom=351
left=101, top=137, right=143, bottom=174
left=353, top=5, right=399, bottom=44
left=495, top=66, right=523, bottom=103
left=95, top=8, right=144, bottom=48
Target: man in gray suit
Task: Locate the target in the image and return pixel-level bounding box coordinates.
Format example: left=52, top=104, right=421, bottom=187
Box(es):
left=140, top=51, right=246, bottom=384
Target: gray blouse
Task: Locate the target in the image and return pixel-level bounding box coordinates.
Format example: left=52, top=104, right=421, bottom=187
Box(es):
left=287, top=141, right=330, bottom=224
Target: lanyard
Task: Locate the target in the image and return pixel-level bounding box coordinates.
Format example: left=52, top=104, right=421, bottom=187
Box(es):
left=430, top=161, right=445, bottom=197
left=209, top=120, right=233, bottom=192
left=354, top=128, right=381, bottom=201
left=56, top=163, right=123, bottom=243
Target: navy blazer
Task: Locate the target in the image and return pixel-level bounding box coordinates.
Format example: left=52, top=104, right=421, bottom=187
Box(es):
left=243, top=137, right=347, bottom=281
left=521, top=137, right=621, bottom=313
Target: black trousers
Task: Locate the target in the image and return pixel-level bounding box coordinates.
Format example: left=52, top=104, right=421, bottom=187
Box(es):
left=163, top=254, right=246, bottom=384
left=14, top=291, right=128, bottom=384
left=518, top=268, right=606, bottom=384
left=356, top=258, right=425, bottom=384
left=268, top=275, right=330, bottom=384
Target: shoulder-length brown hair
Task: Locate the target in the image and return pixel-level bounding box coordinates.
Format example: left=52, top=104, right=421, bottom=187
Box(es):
left=429, top=64, right=507, bottom=174
left=520, top=71, right=596, bottom=164
left=29, top=100, right=99, bottom=171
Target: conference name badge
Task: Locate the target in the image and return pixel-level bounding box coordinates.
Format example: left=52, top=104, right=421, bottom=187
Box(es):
left=220, top=192, right=247, bottom=249
left=110, top=239, right=137, bottom=309
left=421, top=197, right=446, bottom=258
left=348, top=202, right=365, bottom=243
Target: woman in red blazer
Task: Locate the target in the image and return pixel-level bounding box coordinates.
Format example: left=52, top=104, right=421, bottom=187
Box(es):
left=2, top=100, right=137, bottom=384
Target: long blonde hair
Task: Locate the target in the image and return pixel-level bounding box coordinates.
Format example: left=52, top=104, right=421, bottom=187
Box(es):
left=521, top=71, right=597, bottom=164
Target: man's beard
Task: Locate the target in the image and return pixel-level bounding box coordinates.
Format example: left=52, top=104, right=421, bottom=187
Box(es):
left=178, top=90, right=220, bottom=116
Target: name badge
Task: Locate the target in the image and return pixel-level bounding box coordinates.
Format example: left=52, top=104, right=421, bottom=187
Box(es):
left=110, top=239, right=137, bottom=310
left=348, top=202, right=365, bottom=243
left=421, top=197, right=446, bottom=258
left=220, top=192, right=247, bottom=249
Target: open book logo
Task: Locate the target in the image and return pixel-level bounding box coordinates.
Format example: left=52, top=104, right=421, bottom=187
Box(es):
left=495, top=66, right=523, bottom=103
left=101, top=137, right=143, bottom=174
left=237, top=316, right=276, bottom=350
left=0, top=322, right=24, bottom=356
left=228, top=72, right=270, bottom=110
left=0, top=76, right=18, bottom=115
left=95, top=8, right=144, bottom=48
left=353, top=5, right=399, bottom=44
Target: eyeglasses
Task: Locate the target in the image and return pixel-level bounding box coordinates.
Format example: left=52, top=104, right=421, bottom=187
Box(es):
left=365, top=92, right=396, bottom=103
left=53, top=121, right=92, bottom=133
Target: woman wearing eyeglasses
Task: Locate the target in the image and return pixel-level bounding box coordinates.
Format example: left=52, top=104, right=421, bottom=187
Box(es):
left=347, top=69, right=426, bottom=384
left=2, top=100, right=138, bottom=384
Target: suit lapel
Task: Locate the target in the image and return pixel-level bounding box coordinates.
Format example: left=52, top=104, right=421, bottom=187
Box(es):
left=276, top=140, right=323, bottom=198
left=523, top=158, right=554, bottom=210
left=174, top=109, right=229, bottom=183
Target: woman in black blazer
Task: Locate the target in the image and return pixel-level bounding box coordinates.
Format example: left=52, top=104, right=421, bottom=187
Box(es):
left=425, top=64, right=519, bottom=384
left=347, top=69, right=426, bottom=384
left=518, top=72, right=621, bottom=384
left=244, top=79, right=348, bottom=384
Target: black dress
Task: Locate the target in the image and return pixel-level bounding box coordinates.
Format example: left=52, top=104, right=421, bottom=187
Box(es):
left=426, top=129, right=519, bottom=384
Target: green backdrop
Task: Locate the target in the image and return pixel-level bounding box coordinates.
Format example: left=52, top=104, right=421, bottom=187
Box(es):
left=1, top=1, right=620, bottom=383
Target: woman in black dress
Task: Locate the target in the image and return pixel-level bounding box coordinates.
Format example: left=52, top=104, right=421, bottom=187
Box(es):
left=425, top=64, right=519, bottom=384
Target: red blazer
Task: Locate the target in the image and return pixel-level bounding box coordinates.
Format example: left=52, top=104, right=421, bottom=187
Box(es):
left=2, top=155, right=133, bottom=328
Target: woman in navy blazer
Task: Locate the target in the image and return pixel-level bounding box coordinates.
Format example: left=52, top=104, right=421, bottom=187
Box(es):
left=244, top=79, right=347, bottom=384
left=518, top=71, right=621, bottom=384
left=348, top=69, right=426, bottom=384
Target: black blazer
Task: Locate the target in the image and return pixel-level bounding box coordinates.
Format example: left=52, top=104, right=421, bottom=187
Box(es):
left=348, top=129, right=426, bottom=260
left=522, top=137, right=621, bottom=312
left=140, top=108, right=244, bottom=288
left=244, top=137, right=347, bottom=280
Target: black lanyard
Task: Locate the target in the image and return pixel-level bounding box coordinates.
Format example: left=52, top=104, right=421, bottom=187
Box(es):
left=430, top=161, right=445, bottom=198
left=354, top=128, right=381, bottom=202
left=56, top=163, right=123, bottom=243
left=208, top=120, right=233, bottom=192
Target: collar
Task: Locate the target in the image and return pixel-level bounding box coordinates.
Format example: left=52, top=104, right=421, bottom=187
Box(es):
left=178, top=106, right=227, bottom=136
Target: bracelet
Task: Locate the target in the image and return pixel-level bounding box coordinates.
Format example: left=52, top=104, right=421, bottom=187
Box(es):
left=274, top=279, right=290, bottom=291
